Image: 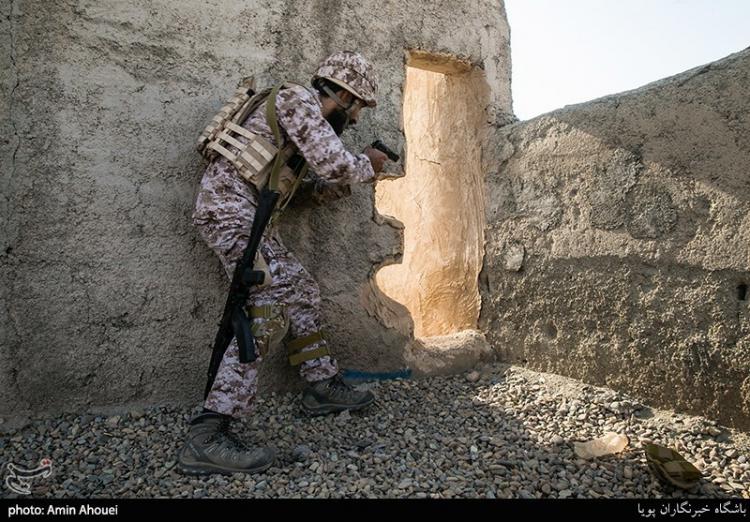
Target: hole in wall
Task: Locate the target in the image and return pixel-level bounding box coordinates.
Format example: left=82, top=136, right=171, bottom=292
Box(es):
left=738, top=283, right=748, bottom=301
left=373, top=51, right=489, bottom=339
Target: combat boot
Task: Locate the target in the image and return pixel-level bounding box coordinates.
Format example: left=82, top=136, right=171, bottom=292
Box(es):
left=301, top=374, right=375, bottom=416
left=177, top=413, right=275, bottom=475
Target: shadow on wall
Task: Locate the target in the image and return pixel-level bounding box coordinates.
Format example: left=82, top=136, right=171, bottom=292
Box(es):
left=482, top=48, right=750, bottom=430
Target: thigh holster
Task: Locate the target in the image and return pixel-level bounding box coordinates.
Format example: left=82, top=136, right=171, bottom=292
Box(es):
left=247, top=304, right=289, bottom=357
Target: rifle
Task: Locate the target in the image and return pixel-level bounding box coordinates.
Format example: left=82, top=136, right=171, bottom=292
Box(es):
left=203, top=185, right=279, bottom=398
left=203, top=89, right=399, bottom=396
left=203, top=84, right=299, bottom=399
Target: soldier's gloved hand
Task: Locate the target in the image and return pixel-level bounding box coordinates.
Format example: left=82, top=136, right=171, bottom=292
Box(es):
left=364, top=146, right=389, bottom=174
left=312, top=179, right=352, bottom=204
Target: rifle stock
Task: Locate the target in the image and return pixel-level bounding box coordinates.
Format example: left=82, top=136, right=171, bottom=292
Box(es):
left=203, top=186, right=280, bottom=399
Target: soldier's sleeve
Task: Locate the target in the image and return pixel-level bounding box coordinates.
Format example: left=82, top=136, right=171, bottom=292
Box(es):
left=275, top=86, right=375, bottom=185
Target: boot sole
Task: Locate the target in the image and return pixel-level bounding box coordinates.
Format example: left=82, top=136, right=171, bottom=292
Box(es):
left=301, top=396, right=375, bottom=417
left=177, top=456, right=275, bottom=476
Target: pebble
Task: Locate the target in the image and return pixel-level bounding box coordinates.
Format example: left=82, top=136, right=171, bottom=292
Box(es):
left=1, top=363, right=746, bottom=500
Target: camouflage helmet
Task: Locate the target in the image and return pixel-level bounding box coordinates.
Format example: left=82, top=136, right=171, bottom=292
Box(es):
left=312, top=51, right=378, bottom=107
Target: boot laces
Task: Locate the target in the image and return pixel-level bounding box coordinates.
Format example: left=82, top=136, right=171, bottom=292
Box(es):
left=326, top=374, right=360, bottom=400
left=208, top=418, right=250, bottom=452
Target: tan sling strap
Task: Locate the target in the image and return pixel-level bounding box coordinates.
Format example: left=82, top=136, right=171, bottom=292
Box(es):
left=265, top=83, right=286, bottom=193
left=262, top=81, right=311, bottom=224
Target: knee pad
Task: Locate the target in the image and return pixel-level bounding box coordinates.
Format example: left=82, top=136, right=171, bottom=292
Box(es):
left=285, top=329, right=331, bottom=366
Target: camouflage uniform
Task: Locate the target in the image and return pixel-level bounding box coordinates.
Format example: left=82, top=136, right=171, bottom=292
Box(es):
left=193, top=84, right=376, bottom=418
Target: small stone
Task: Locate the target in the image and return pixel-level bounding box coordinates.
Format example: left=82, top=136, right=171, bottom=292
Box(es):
left=559, top=489, right=573, bottom=499
left=738, top=456, right=747, bottom=464
left=466, top=371, right=480, bottom=383
left=105, top=416, right=120, bottom=428
left=354, top=439, right=372, bottom=450
left=552, top=435, right=565, bottom=445
left=502, top=242, right=525, bottom=271
left=293, top=445, right=312, bottom=462
left=623, top=466, right=633, bottom=480
left=397, top=478, right=412, bottom=489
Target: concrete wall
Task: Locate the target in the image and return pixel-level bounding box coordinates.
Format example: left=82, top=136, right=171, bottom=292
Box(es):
left=0, top=0, right=512, bottom=420
left=481, top=48, right=750, bottom=430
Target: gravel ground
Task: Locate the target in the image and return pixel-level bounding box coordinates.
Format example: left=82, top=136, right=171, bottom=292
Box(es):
left=1, top=363, right=748, bottom=499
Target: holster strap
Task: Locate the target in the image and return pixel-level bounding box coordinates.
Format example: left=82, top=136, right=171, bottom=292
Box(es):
left=286, top=330, right=330, bottom=366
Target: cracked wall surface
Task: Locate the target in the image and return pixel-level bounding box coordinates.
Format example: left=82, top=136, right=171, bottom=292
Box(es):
left=481, top=48, right=750, bottom=431
left=0, top=0, right=512, bottom=421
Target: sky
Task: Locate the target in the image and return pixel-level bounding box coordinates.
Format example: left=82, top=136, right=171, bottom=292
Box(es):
left=505, top=0, right=750, bottom=120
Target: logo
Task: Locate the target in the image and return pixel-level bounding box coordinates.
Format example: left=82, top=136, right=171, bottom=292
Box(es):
left=5, top=458, right=53, bottom=495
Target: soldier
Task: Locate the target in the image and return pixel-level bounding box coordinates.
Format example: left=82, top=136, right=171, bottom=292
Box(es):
left=179, top=51, right=401, bottom=475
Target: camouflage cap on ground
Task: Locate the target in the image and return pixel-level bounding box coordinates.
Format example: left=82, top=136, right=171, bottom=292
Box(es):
left=312, top=50, right=378, bottom=107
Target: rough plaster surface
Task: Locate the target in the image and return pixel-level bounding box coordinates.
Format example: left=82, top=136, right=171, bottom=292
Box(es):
left=481, top=48, right=750, bottom=430
left=404, top=330, right=493, bottom=377
left=0, top=0, right=512, bottom=420
left=374, top=61, right=488, bottom=338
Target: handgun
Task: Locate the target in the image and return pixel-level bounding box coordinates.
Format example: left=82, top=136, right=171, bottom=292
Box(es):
left=371, top=140, right=400, bottom=162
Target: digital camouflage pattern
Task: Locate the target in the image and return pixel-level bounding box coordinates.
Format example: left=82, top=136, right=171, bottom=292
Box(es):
left=312, top=50, right=379, bottom=107
left=194, top=82, right=375, bottom=418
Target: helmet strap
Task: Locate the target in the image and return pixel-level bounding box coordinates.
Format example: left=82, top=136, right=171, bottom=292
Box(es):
left=322, top=84, right=356, bottom=112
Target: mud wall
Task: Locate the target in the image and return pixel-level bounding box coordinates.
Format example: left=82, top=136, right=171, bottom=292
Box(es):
left=481, top=48, right=750, bottom=430
left=0, top=0, right=512, bottom=421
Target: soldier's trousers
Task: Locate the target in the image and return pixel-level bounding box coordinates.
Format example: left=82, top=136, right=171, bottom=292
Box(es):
left=193, top=159, right=338, bottom=418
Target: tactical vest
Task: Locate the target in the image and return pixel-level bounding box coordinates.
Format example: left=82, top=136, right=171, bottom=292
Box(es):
left=197, top=78, right=309, bottom=220
left=196, top=79, right=333, bottom=366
